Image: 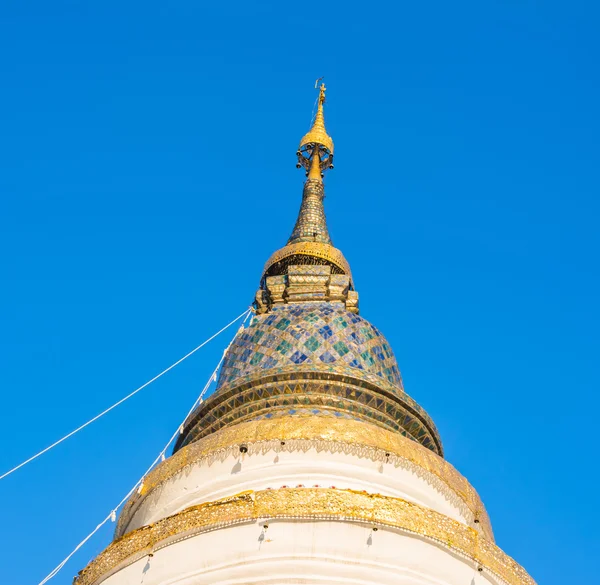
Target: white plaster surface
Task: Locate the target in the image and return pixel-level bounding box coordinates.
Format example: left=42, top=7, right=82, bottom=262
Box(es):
left=101, top=520, right=502, bottom=585
left=121, top=448, right=474, bottom=535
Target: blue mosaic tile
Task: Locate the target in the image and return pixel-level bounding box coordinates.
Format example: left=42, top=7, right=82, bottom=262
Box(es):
left=275, top=317, right=291, bottom=330
left=262, top=356, right=278, bottom=369
left=264, top=314, right=278, bottom=325
left=349, top=358, right=364, bottom=370
left=276, top=340, right=292, bottom=355
left=333, top=341, right=350, bottom=356
left=262, top=333, right=278, bottom=348
left=349, top=331, right=365, bottom=344
left=289, top=350, right=308, bottom=364
left=373, top=346, right=385, bottom=360
left=319, top=350, right=336, bottom=364
left=304, top=336, right=320, bottom=352
left=361, top=326, right=374, bottom=340
left=250, top=329, right=265, bottom=343
left=333, top=316, right=348, bottom=329
left=303, top=312, right=317, bottom=323
left=318, top=325, right=333, bottom=339
left=217, top=303, right=403, bottom=392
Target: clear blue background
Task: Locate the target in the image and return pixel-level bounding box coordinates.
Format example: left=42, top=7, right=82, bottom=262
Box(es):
left=1, top=2, right=598, bottom=583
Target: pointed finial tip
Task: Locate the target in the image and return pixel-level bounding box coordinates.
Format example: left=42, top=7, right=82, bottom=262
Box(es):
left=317, top=80, right=326, bottom=104
left=315, top=77, right=327, bottom=106
left=297, top=80, right=334, bottom=174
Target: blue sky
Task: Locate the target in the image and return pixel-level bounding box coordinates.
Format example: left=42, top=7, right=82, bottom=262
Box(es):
left=1, top=1, right=598, bottom=583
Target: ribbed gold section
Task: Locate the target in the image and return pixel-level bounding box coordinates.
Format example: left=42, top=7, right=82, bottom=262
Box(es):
left=77, top=489, right=535, bottom=585
left=117, top=417, right=489, bottom=540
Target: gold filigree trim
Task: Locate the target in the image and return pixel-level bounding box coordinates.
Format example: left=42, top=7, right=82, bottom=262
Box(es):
left=117, top=418, right=491, bottom=540
left=263, top=242, right=352, bottom=283
left=188, top=363, right=443, bottom=456
left=79, top=489, right=534, bottom=585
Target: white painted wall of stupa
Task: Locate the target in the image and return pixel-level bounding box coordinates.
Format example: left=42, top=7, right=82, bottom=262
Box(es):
left=120, top=446, right=475, bottom=535
left=100, top=520, right=501, bottom=585
left=91, top=442, right=511, bottom=585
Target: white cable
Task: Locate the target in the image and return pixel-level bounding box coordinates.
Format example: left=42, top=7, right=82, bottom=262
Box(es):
left=37, top=309, right=252, bottom=585
left=182, top=309, right=253, bottom=428
left=1, top=308, right=251, bottom=483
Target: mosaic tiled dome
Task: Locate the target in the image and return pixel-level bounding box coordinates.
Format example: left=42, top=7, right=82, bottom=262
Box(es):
left=217, top=304, right=403, bottom=392
left=176, top=303, right=442, bottom=455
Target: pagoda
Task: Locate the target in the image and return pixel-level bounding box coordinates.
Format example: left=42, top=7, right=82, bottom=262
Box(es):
left=75, top=85, right=535, bottom=585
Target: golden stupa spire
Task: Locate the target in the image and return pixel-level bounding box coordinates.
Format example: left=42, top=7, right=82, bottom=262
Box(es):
left=261, top=81, right=353, bottom=285
left=287, top=82, right=336, bottom=245
left=296, top=82, right=334, bottom=177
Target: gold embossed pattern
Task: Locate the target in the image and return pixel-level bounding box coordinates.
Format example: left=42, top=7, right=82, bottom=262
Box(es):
left=78, top=489, right=534, bottom=585
left=118, top=418, right=489, bottom=540
left=287, top=179, right=331, bottom=245
left=263, top=241, right=352, bottom=283
left=177, top=350, right=442, bottom=456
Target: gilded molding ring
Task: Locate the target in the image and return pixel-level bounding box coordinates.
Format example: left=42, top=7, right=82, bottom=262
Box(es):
left=118, top=417, right=490, bottom=540
left=79, top=489, right=534, bottom=585
left=262, top=242, right=353, bottom=282
left=177, top=364, right=443, bottom=455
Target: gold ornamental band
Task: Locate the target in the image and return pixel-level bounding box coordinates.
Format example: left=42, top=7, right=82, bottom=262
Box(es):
left=77, top=489, right=535, bottom=585
left=116, top=417, right=492, bottom=540
left=262, top=241, right=353, bottom=282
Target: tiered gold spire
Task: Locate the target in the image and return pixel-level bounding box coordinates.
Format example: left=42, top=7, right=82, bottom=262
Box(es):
left=288, top=83, right=334, bottom=245
left=261, top=83, right=353, bottom=286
